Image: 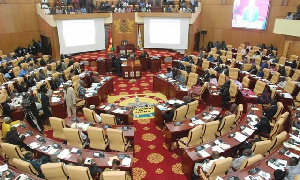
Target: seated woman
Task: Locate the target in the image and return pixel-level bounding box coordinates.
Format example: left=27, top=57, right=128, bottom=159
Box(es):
left=188, top=79, right=203, bottom=99
left=257, top=86, right=271, bottom=104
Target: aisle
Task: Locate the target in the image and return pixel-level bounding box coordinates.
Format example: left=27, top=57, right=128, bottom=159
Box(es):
left=110, top=63, right=187, bottom=179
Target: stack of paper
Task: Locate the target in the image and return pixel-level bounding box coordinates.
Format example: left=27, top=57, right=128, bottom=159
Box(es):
left=77, top=123, right=89, bottom=131
left=57, top=149, right=71, bottom=159
left=210, top=110, right=220, bottom=115
left=212, top=146, right=224, bottom=153
left=247, top=115, right=258, bottom=121
left=242, top=127, right=255, bottom=136
left=121, top=157, right=131, bottom=166
left=234, top=132, right=248, bottom=142
left=104, top=106, right=111, bottom=111
left=159, top=74, right=166, bottom=78
left=258, top=171, right=271, bottom=180
left=283, top=93, right=293, bottom=99
left=268, top=159, right=287, bottom=171
left=218, top=143, right=230, bottom=150
left=175, top=100, right=184, bottom=104
left=99, top=105, right=105, bottom=109
left=197, top=150, right=210, bottom=158
left=29, top=142, right=40, bottom=149
left=168, top=100, right=176, bottom=104
left=112, top=109, right=126, bottom=114
left=157, top=105, right=167, bottom=111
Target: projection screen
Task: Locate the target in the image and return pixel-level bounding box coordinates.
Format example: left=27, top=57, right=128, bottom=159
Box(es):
left=56, top=18, right=106, bottom=54
left=144, top=17, right=190, bottom=49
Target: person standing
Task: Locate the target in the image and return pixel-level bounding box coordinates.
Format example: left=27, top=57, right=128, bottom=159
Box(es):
left=64, top=85, right=76, bottom=117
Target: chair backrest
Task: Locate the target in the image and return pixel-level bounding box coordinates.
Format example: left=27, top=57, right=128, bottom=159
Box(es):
left=236, top=53, right=243, bottom=61
left=227, top=45, right=232, bottom=51
left=285, top=66, right=292, bottom=77
left=273, top=102, right=283, bottom=119
left=7, top=83, right=15, bottom=94
left=1, top=143, right=24, bottom=165
left=41, top=162, right=68, bottom=180
left=263, top=68, right=270, bottom=79
left=278, top=57, right=286, bottom=65
left=289, top=55, right=299, bottom=62
left=192, top=55, right=199, bottom=65
left=295, top=175, right=300, bottom=180
left=270, top=88, right=276, bottom=99
left=71, top=75, right=80, bottom=84
left=226, top=51, right=232, bottom=59
left=278, top=111, right=289, bottom=124
left=229, top=68, right=238, bottom=80
left=13, top=66, right=21, bottom=77
left=87, top=126, right=107, bottom=150
left=242, top=64, right=252, bottom=72
left=269, top=131, right=287, bottom=153
left=229, top=82, right=238, bottom=101
left=202, top=60, right=210, bottom=69
left=102, top=171, right=126, bottom=180
left=229, top=59, right=236, bottom=68
left=50, top=117, right=66, bottom=140
left=234, top=104, right=243, bottom=125
left=12, top=158, right=39, bottom=176
left=201, top=121, right=219, bottom=143
left=83, top=108, right=98, bottom=123
left=186, top=125, right=204, bottom=147
left=187, top=73, right=198, bottom=87
left=284, top=80, right=296, bottom=94
left=292, top=69, right=300, bottom=81
left=0, top=73, right=6, bottom=85
left=191, top=64, right=197, bottom=73
left=173, top=105, right=188, bottom=122
left=253, top=81, right=266, bottom=95
left=270, top=71, right=280, bottom=84
left=220, top=55, right=226, bottom=63
left=67, top=165, right=92, bottom=180
left=218, top=114, right=236, bottom=136
left=242, top=76, right=250, bottom=88
left=64, top=58, right=70, bottom=67
left=185, top=100, right=198, bottom=119
left=220, top=50, right=226, bottom=56
left=107, top=128, right=128, bottom=152
left=270, top=118, right=284, bottom=139
left=239, top=154, right=263, bottom=170
left=101, top=113, right=117, bottom=125
left=218, top=73, right=226, bottom=86
left=251, top=140, right=272, bottom=155
left=63, top=128, right=84, bottom=148
left=207, top=157, right=232, bottom=179
left=180, top=70, right=188, bottom=83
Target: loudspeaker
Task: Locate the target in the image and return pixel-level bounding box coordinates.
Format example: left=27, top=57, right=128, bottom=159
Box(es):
left=201, top=31, right=207, bottom=34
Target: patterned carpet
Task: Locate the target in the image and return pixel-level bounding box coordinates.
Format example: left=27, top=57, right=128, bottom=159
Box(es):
left=45, top=62, right=197, bottom=180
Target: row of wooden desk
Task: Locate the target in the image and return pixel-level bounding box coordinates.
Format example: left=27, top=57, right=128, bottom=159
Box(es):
left=17, top=121, right=134, bottom=174
left=10, top=75, right=114, bottom=121
left=182, top=104, right=263, bottom=179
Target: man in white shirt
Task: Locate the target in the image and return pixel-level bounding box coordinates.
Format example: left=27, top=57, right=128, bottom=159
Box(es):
left=285, top=157, right=300, bottom=180
left=194, top=151, right=225, bottom=175
left=228, top=149, right=253, bottom=173
left=277, top=77, right=286, bottom=89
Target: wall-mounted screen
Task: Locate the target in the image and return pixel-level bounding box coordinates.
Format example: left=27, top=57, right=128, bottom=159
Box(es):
left=232, top=0, right=270, bottom=30
left=57, top=18, right=105, bottom=54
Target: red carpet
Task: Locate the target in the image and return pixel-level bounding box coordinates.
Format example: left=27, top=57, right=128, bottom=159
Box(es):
left=45, top=62, right=208, bottom=180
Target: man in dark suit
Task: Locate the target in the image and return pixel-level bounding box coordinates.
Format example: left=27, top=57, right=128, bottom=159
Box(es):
left=116, top=56, right=122, bottom=77
left=263, top=100, right=278, bottom=118
left=6, top=126, right=26, bottom=148
left=163, top=104, right=179, bottom=123
left=1, top=97, right=16, bottom=117
left=213, top=62, right=221, bottom=73
left=255, top=116, right=271, bottom=138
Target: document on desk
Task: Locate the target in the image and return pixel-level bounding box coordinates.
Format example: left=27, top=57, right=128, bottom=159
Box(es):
left=58, top=149, right=71, bottom=159
left=29, top=142, right=40, bottom=149
left=251, top=107, right=260, bottom=111
left=0, top=164, right=8, bottom=172
left=284, top=151, right=300, bottom=159
left=157, top=105, right=167, bottom=111
left=212, top=145, right=224, bottom=153
left=210, top=110, right=220, bottom=115
left=234, top=132, right=248, bottom=142
left=112, top=109, right=126, bottom=114
left=197, top=150, right=210, bottom=158
left=258, top=171, right=271, bottom=180
left=121, top=157, right=132, bottom=167
left=104, top=106, right=111, bottom=111
left=168, top=100, right=176, bottom=104
left=247, top=115, right=258, bottom=121
left=51, top=97, right=61, bottom=103
left=77, top=123, right=89, bottom=131
left=249, top=95, right=257, bottom=98
left=218, top=143, right=230, bottom=150
left=283, top=93, right=293, bottom=99
left=108, top=156, right=119, bottom=166
left=242, top=127, right=255, bottom=136
left=268, top=159, right=287, bottom=171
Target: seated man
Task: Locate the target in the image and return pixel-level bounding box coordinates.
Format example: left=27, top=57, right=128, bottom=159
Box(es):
left=285, top=157, right=300, bottom=180
left=277, top=77, right=286, bottom=89
left=18, top=66, right=28, bottom=77
left=175, top=70, right=185, bottom=85
left=5, top=126, right=26, bottom=148
left=1, top=97, right=17, bottom=117
left=23, top=152, right=50, bottom=178
left=263, top=100, right=277, bottom=117
left=228, top=149, right=253, bottom=173
left=207, top=55, right=215, bottom=62
left=77, top=156, right=102, bottom=178
left=100, top=159, right=132, bottom=180
left=18, top=81, right=28, bottom=93
left=163, top=104, right=179, bottom=123
left=78, top=80, right=86, bottom=99
left=257, top=68, right=264, bottom=78
left=254, top=116, right=271, bottom=138
left=194, top=151, right=225, bottom=176
left=165, top=68, right=173, bottom=79
left=38, top=69, right=46, bottom=81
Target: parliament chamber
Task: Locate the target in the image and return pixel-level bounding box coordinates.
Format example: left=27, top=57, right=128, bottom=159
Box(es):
left=0, top=0, right=300, bottom=180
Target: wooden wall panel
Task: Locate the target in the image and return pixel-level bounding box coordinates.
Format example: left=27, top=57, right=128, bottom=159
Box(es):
left=0, top=3, right=40, bottom=54
left=112, top=13, right=137, bottom=48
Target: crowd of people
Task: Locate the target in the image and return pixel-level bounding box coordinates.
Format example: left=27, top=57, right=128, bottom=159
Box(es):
left=40, top=0, right=198, bottom=14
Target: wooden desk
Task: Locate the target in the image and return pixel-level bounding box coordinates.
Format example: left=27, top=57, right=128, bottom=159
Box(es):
left=96, top=105, right=133, bottom=125
left=116, top=44, right=135, bottom=55
left=64, top=117, right=134, bottom=138
left=237, top=89, right=258, bottom=113
left=153, top=76, right=188, bottom=99
left=182, top=104, right=262, bottom=180
left=222, top=110, right=298, bottom=179
left=122, top=60, right=142, bottom=79
left=165, top=107, right=222, bottom=151
left=139, top=57, right=161, bottom=72
left=17, top=121, right=133, bottom=171
left=203, top=85, right=222, bottom=107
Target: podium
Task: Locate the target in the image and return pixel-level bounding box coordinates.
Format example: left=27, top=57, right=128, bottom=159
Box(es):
left=122, top=59, right=142, bottom=79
